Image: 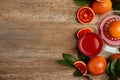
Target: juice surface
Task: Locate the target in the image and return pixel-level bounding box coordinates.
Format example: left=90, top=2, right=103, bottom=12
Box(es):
left=78, top=33, right=103, bottom=56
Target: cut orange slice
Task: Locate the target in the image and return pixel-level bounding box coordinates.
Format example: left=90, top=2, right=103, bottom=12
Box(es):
left=77, top=27, right=93, bottom=39
left=74, top=61, right=87, bottom=76
left=77, top=7, right=95, bottom=24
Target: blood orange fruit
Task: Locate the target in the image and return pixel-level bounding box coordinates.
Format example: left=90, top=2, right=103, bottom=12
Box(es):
left=110, top=54, right=120, bottom=61
left=77, top=7, right=95, bottom=24
left=87, top=56, right=107, bottom=75
left=77, top=27, right=93, bottom=39
left=74, top=61, right=87, bottom=76
left=92, top=0, right=112, bottom=14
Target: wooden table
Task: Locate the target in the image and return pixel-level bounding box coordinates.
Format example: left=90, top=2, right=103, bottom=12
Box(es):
left=0, top=0, right=110, bottom=80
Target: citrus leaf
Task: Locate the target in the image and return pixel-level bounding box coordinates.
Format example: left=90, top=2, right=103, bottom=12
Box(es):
left=73, top=0, right=89, bottom=6
left=78, top=51, right=90, bottom=63
left=110, top=58, right=119, bottom=77
left=108, top=77, right=117, bottom=80
left=106, top=61, right=112, bottom=76
left=111, top=0, right=120, bottom=10
left=63, top=53, right=77, bottom=66
left=73, top=70, right=82, bottom=77
left=85, top=75, right=93, bottom=80
left=56, top=59, right=73, bottom=67
left=115, top=59, right=120, bottom=77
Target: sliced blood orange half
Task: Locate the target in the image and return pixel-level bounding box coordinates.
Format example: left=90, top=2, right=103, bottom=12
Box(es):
left=74, top=61, right=87, bottom=76
left=77, top=27, right=93, bottom=39
left=77, top=7, right=95, bottom=24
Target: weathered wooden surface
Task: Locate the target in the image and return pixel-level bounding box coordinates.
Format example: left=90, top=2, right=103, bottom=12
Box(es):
left=0, top=0, right=111, bottom=80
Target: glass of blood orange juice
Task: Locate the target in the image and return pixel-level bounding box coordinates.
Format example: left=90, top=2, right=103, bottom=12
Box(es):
left=78, top=32, right=103, bottom=57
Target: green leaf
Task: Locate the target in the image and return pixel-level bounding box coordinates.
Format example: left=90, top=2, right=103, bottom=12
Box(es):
left=73, top=0, right=89, bottom=6
left=73, top=70, right=82, bottom=77
left=78, top=51, right=90, bottom=63
left=110, top=58, right=119, bottom=77
left=63, top=53, right=77, bottom=66
left=108, top=77, right=117, bottom=80
left=111, top=0, right=120, bottom=10
left=115, top=59, right=120, bottom=77
left=85, top=75, right=93, bottom=80
left=56, top=59, right=73, bottom=67
left=106, top=61, right=112, bottom=76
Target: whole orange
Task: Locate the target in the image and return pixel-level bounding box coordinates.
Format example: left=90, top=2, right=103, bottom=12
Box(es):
left=91, top=0, right=112, bottom=14
left=87, top=56, right=107, bottom=75
left=110, top=54, right=120, bottom=61
left=108, top=21, right=120, bottom=38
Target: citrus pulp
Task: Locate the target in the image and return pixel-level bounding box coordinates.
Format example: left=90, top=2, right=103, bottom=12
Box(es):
left=74, top=61, right=87, bottom=76
left=77, top=7, right=95, bottom=24
left=77, top=27, right=93, bottom=39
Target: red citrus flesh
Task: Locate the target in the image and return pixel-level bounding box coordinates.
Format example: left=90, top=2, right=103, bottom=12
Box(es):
left=77, top=27, right=93, bottom=39
left=74, top=61, right=87, bottom=76
left=78, top=33, right=103, bottom=57
left=99, top=15, right=120, bottom=46
left=77, top=7, right=95, bottom=24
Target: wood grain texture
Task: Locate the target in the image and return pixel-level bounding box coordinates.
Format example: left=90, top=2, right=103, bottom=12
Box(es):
left=0, top=0, right=114, bottom=80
